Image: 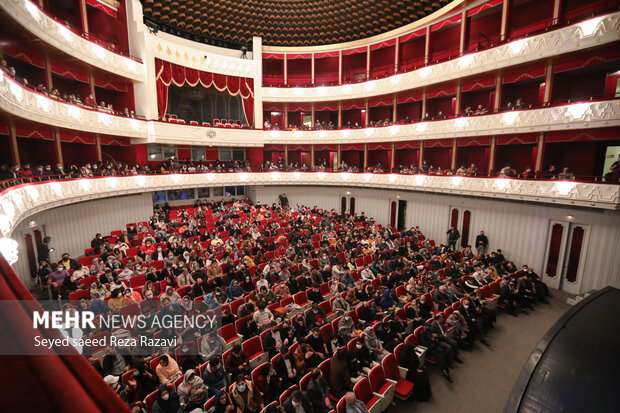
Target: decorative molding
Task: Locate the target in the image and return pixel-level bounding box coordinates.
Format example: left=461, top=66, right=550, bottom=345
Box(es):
left=149, top=121, right=264, bottom=147
left=264, top=100, right=620, bottom=144
left=1, top=0, right=145, bottom=82
left=1, top=71, right=619, bottom=145
left=261, top=12, right=620, bottom=102
left=0, top=71, right=148, bottom=138
left=1, top=173, right=618, bottom=238
left=147, top=32, right=260, bottom=79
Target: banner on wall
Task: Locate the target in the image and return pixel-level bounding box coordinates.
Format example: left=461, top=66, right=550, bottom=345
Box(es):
left=155, top=59, right=255, bottom=127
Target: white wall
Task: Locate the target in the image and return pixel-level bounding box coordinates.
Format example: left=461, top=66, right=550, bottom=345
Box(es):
left=12, top=193, right=153, bottom=285
left=253, top=185, right=620, bottom=293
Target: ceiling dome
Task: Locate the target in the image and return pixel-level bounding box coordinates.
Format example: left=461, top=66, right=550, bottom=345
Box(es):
left=141, top=0, right=452, bottom=47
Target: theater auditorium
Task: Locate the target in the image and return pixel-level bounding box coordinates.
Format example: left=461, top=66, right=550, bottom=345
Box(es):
left=0, top=0, right=619, bottom=412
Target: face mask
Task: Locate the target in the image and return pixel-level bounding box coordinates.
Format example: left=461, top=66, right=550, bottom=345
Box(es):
left=356, top=344, right=363, bottom=349
left=237, top=384, right=246, bottom=393
left=161, top=394, right=169, bottom=401
left=269, top=370, right=276, bottom=376
left=182, top=347, right=189, bottom=353
left=134, top=371, right=140, bottom=376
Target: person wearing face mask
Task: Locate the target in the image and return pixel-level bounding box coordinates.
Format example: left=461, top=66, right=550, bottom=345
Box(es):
left=126, top=359, right=158, bottom=403
left=326, top=333, right=344, bottom=355
left=337, top=314, right=356, bottom=341
left=274, top=280, right=291, bottom=300
left=283, top=390, right=313, bottom=413
left=254, top=363, right=281, bottom=404
left=104, top=375, right=129, bottom=402
left=160, top=286, right=181, bottom=304
left=152, top=246, right=166, bottom=261
left=176, top=369, right=208, bottom=411
left=305, top=302, right=327, bottom=328
left=231, top=374, right=264, bottom=413
left=252, top=304, right=275, bottom=330
left=152, top=385, right=183, bottom=413
left=200, top=331, right=226, bottom=361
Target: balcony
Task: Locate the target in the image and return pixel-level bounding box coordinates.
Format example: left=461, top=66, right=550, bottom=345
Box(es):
left=1, top=0, right=145, bottom=82
left=2, top=68, right=619, bottom=145
left=0, top=172, right=618, bottom=239
left=264, top=100, right=620, bottom=144
left=261, top=12, right=620, bottom=102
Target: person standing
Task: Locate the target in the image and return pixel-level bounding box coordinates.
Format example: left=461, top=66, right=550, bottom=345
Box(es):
left=475, top=231, right=488, bottom=256
left=37, top=236, right=53, bottom=264
left=446, top=226, right=460, bottom=250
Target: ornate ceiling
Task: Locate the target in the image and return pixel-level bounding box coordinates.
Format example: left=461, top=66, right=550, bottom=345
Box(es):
left=141, top=0, right=452, bottom=47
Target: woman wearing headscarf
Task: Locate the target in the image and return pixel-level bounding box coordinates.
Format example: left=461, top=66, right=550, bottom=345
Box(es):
left=202, top=292, right=219, bottom=311
left=398, top=342, right=432, bottom=402
left=126, top=360, right=158, bottom=403
left=363, top=327, right=390, bottom=362
left=152, top=385, right=183, bottom=413
left=329, top=348, right=352, bottom=399
left=228, top=280, right=245, bottom=300
left=177, top=370, right=208, bottom=411
left=179, top=295, right=193, bottom=313
left=337, top=313, right=356, bottom=342
left=214, top=389, right=239, bottom=413
left=380, top=288, right=396, bottom=312
left=253, top=363, right=280, bottom=404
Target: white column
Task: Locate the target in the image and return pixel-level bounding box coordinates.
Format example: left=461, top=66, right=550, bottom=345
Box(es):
left=252, top=36, right=263, bottom=128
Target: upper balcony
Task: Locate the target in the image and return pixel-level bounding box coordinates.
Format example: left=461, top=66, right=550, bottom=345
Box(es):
left=2, top=67, right=619, bottom=146
left=261, top=11, right=620, bottom=102
left=0, top=0, right=145, bottom=82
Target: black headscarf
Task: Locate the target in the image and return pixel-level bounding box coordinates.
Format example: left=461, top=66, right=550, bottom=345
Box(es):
left=155, top=385, right=181, bottom=413
left=214, top=389, right=233, bottom=413
left=398, top=342, right=420, bottom=371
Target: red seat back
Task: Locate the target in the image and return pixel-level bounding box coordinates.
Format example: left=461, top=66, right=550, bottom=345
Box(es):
left=368, top=365, right=387, bottom=393
left=381, top=353, right=399, bottom=381
left=353, top=377, right=374, bottom=404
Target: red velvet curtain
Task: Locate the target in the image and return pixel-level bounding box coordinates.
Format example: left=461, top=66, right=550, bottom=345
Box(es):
left=155, top=59, right=255, bottom=126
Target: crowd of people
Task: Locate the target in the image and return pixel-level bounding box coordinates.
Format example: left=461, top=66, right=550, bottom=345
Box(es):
left=35, top=198, right=551, bottom=413
left=1, top=59, right=137, bottom=118
left=262, top=99, right=528, bottom=132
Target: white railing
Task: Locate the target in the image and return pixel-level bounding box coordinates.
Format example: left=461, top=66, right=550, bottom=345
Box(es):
left=261, top=12, right=620, bottom=101
left=2, top=69, right=619, bottom=145
left=1, top=0, right=145, bottom=82
left=1, top=172, right=618, bottom=238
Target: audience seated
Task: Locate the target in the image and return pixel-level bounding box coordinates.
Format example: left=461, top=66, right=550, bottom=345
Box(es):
left=32, top=197, right=553, bottom=412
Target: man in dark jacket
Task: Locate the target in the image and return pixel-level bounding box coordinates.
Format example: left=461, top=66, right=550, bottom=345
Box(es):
left=283, top=390, right=314, bottom=413
left=446, top=226, right=460, bottom=250
left=306, top=369, right=333, bottom=413
left=475, top=231, right=488, bottom=256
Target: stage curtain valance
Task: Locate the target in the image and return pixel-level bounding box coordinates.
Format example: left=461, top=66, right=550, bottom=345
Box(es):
left=155, top=59, right=255, bottom=126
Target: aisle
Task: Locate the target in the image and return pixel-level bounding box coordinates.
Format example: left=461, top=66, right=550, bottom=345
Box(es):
left=393, top=290, right=571, bottom=413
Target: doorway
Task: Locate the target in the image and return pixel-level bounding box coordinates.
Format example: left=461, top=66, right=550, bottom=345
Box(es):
left=397, top=200, right=407, bottom=231
left=542, top=220, right=590, bottom=294
left=449, top=207, right=474, bottom=248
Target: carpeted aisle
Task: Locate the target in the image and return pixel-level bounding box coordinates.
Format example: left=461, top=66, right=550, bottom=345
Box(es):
left=392, top=289, right=572, bottom=413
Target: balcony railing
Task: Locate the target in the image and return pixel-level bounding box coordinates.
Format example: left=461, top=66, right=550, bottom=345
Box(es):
left=0, top=172, right=618, bottom=240
left=261, top=11, right=620, bottom=101
left=0, top=0, right=145, bottom=81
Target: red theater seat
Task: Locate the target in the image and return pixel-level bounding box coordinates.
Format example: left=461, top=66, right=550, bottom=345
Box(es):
left=381, top=354, right=414, bottom=400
